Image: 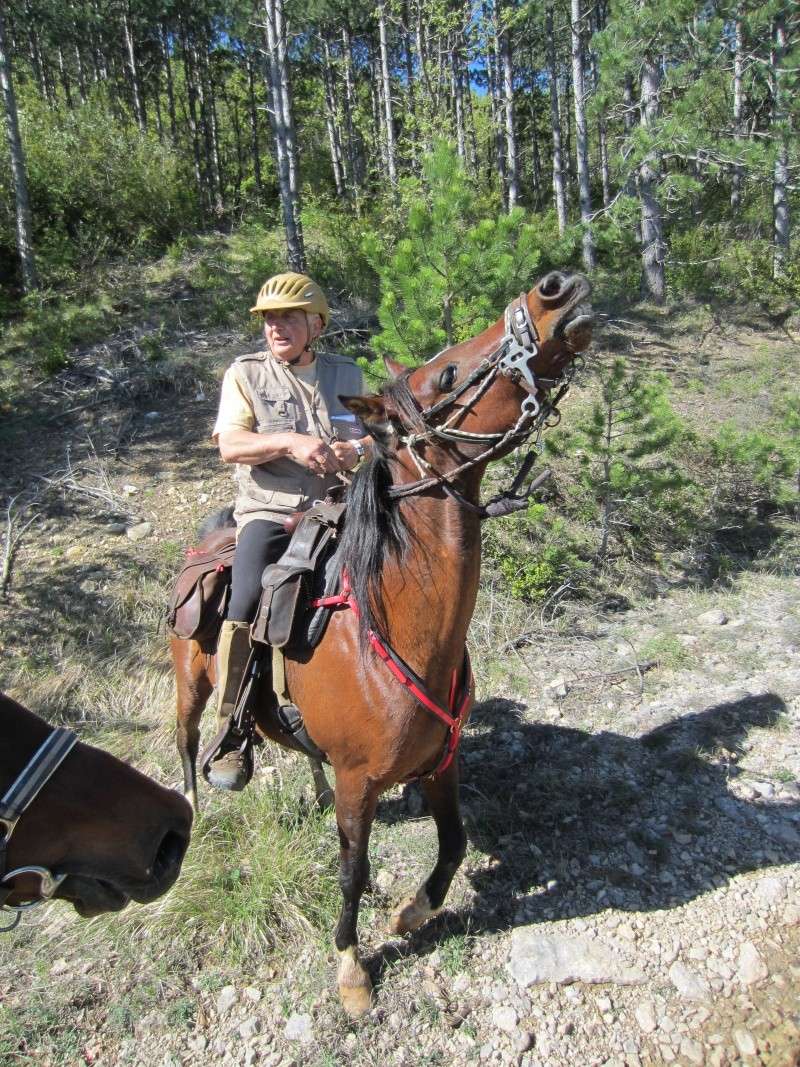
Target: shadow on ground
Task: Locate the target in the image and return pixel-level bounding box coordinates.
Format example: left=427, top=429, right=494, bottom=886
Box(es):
left=369, top=691, right=799, bottom=978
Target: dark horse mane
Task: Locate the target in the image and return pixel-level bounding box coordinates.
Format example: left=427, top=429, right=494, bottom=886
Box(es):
left=338, top=374, right=425, bottom=643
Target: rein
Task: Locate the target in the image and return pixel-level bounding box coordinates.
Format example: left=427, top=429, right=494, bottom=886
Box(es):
left=0, top=726, right=78, bottom=931
left=385, top=294, right=583, bottom=519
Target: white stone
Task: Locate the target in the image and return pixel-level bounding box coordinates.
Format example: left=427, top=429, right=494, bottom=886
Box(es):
left=697, top=608, right=728, bottom=626
left=243, top=986, right=262, bottom=1003
left=545, top=676, right=568, bottom=698
left=216, top=985, right=237, bottom=1014
left=284, top=1012, right=314, bottom=1045
left=668, top=962, right=711, bottom=1002
left=239, top=1017, right=260, bottom=1040
left=492, top=1005, right=519, bottom=1033
left=126, top=521, right=152, bottom=541
left=122, top=484, right=139, bottom=495
left=680, top=1038, right=704, bottom=1065
left=737, top=942, right=768, bottom=986
left=508, top=930, right=645, bottom=987
left=733, top=1029, right=757, bottom=1057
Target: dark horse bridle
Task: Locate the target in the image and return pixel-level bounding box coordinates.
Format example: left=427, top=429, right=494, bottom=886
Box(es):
left=0, top=726, right=78, bottom=931
left=385, top=293, right=585, bottom=519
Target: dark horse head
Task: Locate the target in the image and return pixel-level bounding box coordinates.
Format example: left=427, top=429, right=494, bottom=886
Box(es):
left=1, top=692, right=192, bottom=920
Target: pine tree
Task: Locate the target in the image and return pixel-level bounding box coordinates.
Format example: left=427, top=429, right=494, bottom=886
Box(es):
left=550, top=359, right=692, bottom=559
left=364, top=142, right=555, bottom=365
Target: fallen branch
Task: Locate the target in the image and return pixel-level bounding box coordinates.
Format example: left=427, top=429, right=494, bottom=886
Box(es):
left=1, top=494, right=41, bottom=600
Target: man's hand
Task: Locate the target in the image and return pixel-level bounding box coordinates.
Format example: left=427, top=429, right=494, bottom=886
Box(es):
left=289, top=434, right=338, bottom=475
left=332, top=440, right=360, bottom=471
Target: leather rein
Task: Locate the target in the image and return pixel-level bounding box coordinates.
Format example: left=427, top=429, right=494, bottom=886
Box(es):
left=0, top=726, right=78, bottom=931
left=385, top=293, right=584, bottom=519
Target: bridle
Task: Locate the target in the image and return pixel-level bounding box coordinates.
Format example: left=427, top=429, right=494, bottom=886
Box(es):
left=0, top=726, right=78, bottom=931
left=385, top=293, right=585, bottom=519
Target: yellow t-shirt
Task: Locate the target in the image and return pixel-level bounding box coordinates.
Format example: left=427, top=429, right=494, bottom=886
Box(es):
left=212, top=357, right=318, bottom=440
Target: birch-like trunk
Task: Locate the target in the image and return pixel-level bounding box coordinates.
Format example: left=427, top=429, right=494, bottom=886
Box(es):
left=246, top=53, right=262, bottom=193
left=452, top=36, right=467, bottom=164
left=322, top=35, right=346, bottom=199
left=341, top=25, right=363, bottom=203
left=485, top=1, right=506, bottom=191
left=263, top=0, right=305, bottom=271
left=122, top=6, right=146, bottom=130
left=0, top=6, right=38, bottom=292
left=377, top=3, right=398, bottom=188
left=731, top=6, right=744, bottom=211
left=771, top=12, right=789, bottom=279
left=163, top=23, right=177, bottom=143
left=571, top=0, right=595, bottom=268
left=546, top=4, right=567, bottom=234
left=497, top=0, right=519, bottom=211
left=638, top=55, right=666, bottom=304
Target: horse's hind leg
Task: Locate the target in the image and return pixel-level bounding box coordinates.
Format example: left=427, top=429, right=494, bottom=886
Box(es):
left=390, top=761, right=466, bottom=935
left=172, top=637, right=214, bottom=813
left=334, top=772, right=378, bottom=1017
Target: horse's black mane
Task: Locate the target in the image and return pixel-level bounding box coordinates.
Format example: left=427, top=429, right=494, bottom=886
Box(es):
left=338, top=375, right=421, bottom=643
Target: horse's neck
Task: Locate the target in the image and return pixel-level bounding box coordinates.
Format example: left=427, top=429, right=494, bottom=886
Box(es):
left=382, top=476, right=483, bottom=673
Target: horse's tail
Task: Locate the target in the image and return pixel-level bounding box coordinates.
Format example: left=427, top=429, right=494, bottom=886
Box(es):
left=195, top=505, right=235, bottom=542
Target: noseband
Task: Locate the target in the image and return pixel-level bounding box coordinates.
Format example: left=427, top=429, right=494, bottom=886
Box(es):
left=0, top=726, right=78, bottom=931
left=387, top=294, right=585, bottom=518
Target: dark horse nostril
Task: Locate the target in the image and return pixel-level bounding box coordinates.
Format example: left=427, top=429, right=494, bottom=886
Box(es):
left=539, top=271, right=566, bottom=298
left=152, top=829, right=189, bottom=882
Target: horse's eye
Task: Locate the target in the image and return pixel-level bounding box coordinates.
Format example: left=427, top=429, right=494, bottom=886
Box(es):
left=439, top=364, right=458, bottom=392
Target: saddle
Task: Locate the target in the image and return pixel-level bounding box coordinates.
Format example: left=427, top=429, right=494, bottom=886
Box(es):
left=166, top=527, right=237, bottom=641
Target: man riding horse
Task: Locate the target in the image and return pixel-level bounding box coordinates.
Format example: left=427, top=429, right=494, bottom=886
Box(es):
left=205, top=273, right=371, bottom=790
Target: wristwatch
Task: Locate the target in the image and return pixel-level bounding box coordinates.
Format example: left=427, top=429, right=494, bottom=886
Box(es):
left=351, top=438, right=366, bottom=470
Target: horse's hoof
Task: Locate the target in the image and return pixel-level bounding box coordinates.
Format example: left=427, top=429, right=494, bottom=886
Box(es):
left=339, top=982, right=373, bottom=1018
left=389, top=888, right=439, bottom=935
left=337, top=947, right=373, bottom=1018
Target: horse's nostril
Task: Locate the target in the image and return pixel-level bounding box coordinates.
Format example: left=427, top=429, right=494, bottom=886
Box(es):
left=152, top=829, right=188, bottom=882
left=540, top=271, right=566, bottom=297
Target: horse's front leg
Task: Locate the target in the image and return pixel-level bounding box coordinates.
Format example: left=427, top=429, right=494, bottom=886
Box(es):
left=172, top=637, right=214, bottom=813
left=390, top=760, right=466, bottom=934
left=334, top=771, right=378, bottom=1017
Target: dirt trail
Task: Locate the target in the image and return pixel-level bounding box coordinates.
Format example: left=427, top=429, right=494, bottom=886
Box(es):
left=1, top=313, right=798, bottom=1066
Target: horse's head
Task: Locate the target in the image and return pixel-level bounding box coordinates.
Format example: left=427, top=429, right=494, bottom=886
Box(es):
left=346, top=272, right=592, bottom=462
left=1, top=694, right=192, bottom=921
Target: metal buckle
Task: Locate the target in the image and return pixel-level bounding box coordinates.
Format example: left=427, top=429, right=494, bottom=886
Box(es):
left=1, top=865, right=67, bottom=908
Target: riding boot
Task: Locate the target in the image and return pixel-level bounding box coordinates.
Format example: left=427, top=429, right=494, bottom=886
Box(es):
left=202, top=620, right=255, bottom=791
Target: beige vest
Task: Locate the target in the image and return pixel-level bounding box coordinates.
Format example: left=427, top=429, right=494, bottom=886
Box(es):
left=232, top=350, right=363, bottom=527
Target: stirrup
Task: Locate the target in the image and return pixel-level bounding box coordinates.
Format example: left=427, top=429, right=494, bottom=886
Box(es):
left=200, top=724, right=254, bottom=792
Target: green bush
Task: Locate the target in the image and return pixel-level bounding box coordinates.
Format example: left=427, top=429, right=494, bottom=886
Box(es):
left=0, top=90, right=199, bottom=291
left=487, top=503, right=588, bottom=602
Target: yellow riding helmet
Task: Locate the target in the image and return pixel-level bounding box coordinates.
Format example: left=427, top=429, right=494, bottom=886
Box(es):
left=250, top=272, right=329, bottom=326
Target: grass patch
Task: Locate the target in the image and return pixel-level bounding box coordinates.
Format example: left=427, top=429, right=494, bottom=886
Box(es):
left=96, top=780, right=342, bottom=967
left=640, top=634, right=695, bottom=671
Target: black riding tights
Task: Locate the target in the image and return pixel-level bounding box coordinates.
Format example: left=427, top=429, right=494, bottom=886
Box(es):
left=227, top=518, right=290, bottom=623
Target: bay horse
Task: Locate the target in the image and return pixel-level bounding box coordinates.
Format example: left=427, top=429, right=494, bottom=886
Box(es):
left=172, top=271, right=593, bottom=1014
left=1, top=692, right=192, bottom=928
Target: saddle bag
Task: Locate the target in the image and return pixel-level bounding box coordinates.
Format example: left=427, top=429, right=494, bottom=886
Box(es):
left=166, top=527, right=237, bottom=641
left=252, top=502, right=345, bottom=651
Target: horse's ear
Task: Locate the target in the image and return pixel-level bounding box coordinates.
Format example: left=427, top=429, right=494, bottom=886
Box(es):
left=383, top=357, right=405, bottom=379
left=340, top=393, right=394, bottom=445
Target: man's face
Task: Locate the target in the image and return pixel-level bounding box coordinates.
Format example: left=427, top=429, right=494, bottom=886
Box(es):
left=263, top=308, right=321, bottom=362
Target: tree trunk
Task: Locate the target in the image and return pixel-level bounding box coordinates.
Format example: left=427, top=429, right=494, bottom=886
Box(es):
left=377, top=3, right=398, bottom=189
left=322, top=35, right=346, bottom=199
left=570, top=0, right=595, bottom=268
left=0, top=6, right=38, bottom=292
left=163, top=23, right=178, bottom=143
left=546, top=4, right=567, bottom=235
left=341, top=25, right=363, bottom=204
left=180, top=26, right=206, bottom=206
left=57, top=46, right=74, bottom=109
left=638, top=55, right=666, bottom=304
left=122, top=6, right=146, bottom=131
left=771, top=12, right=789, bottom=279
left=731, top=6, right=744, bottom=212
left=497, top=0, right=519, bottom=211
left=485, top=1, right=506, bottom=192
left=452, top=36, right=466, bottom=164
left=263, top=0, right=305, bottom=270
left=247, top=52, right=262, bottom=194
